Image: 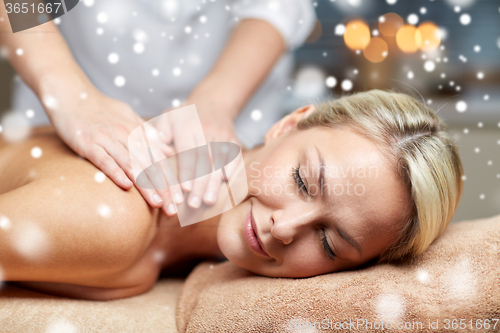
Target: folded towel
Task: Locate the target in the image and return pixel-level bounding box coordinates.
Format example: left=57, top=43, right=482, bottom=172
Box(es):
left=176, top=215, right=500, bottom=332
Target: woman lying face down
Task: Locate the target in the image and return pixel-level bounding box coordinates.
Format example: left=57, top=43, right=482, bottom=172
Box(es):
left=0, top=90, right=463, bottom=299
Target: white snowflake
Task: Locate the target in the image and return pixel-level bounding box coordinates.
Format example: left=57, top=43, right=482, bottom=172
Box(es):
left=375, top=293, right=405, bottom=322
left=407, top=13, right=419, bottom=25
left=250, top=109, right=262, bottom=121
left=455, top=101, right=467, bottom=113
left=0, top=215, right=11, bottom=230
left=108, top=53, right=119, bottom=64
left=459, top=13, right=471, bottom=25
left=424, top=61, right=435, bottom=72
left=12, top=221, right=51, bottom=261
left=114, top=76, right=126, bottom=87
left=416, top=269, right=430, bottom=283
left=172, top=67, right=182, bottom=76
left=97, top=203, right=112, bottom=218
left=31, top=147, right=42, bottom=158
left=325, top=76, right=337, bottom=88
left=45, top=318, right=78, bottom=333
left=96, top=12, right=108, bottom=24
left=94, top=171, right=106, bottom=183
left=341, top=79, right=353, bottom=91
left=133, top=43, right=145, bottom=54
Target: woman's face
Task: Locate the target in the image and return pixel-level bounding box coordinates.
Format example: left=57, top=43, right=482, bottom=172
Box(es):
left=217, top=106, right=412, bottom=278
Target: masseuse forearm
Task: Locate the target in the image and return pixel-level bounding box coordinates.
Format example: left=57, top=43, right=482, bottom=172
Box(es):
left=0, top=2, right=92, bottom=114
left=189, top=19, right=286, bottom=120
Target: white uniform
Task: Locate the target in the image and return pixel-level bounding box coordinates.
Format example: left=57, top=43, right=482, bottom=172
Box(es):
left=12, top=0, right=316, bottom=148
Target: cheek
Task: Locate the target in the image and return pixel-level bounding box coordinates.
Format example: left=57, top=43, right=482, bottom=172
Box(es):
left=271, top=244, right=334, bottom=278
left=217, top=210, right=243, bottom=260
left=247, top=157, right=295, bottom=202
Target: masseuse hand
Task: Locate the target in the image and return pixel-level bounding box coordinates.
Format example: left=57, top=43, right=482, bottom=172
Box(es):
left=47, top=86, right=182, bottom=216
left=155, top=97, right=240, bottom=209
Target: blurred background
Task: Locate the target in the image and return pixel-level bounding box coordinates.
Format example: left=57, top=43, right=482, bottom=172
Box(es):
left=1, top=0, right=499, bottom=222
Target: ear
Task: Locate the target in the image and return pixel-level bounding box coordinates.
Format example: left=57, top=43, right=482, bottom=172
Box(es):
left=264, top=105, right=316, bottom=143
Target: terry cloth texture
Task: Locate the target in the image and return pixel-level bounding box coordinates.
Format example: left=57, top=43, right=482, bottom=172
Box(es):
left=176, top=214, right=500, bottom=333
left=0, top=278, right=183, bottom=332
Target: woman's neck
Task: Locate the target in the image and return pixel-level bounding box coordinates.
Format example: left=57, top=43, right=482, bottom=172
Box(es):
left=158, top=146, right=260, bottom=264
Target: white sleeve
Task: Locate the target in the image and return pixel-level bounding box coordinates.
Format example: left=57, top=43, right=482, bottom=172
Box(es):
left=231, top=0, right=317, bottom=50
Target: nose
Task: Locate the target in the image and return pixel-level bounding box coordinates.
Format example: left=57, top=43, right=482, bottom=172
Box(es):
left=270, top=208, right=319, bottom=245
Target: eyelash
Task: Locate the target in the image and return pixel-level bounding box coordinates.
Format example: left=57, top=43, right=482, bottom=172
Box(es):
left=292, top=166, right=335, bottom=261
left=321, top=228, right=336, bottom=261
left=292, top=166, right=308, bottom=196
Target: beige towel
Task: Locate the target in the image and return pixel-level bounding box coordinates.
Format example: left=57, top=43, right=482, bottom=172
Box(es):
left=177, top=215, right=500, bottom=332
left=0, top=278, right=183, bottom=332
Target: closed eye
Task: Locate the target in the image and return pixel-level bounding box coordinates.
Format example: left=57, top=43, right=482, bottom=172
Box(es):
left=292, top=166, right=308, bottom=197
left=321, top=228, right=335, bottom=261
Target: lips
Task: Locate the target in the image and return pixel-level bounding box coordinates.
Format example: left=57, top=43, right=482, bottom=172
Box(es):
left=244, top=204, right=270, bottom=258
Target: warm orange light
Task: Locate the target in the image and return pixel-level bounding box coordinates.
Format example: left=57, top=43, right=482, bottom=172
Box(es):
left=396, top=24, right=422, bottom=53
left=363, top=37, right=389, bottom=63
left=417, top=21, right=441, bottom=52
left=378, top=13, right=404, bottom=37
left=343, top=20, right=371, bottom=50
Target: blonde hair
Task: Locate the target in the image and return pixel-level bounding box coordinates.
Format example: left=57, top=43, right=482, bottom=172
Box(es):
left=297, top=90, right=464, bottom=262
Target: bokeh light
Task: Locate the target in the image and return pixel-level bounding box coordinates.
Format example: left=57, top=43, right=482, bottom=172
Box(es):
left=396, top=24, right=422, bottom=53
left=417, top=22, right=441, bottom=52
left=343, top=20, right=371, bottom=50
left=378, top=13, right=403, bottom=37
left=363, top=37, right=389, bottom=63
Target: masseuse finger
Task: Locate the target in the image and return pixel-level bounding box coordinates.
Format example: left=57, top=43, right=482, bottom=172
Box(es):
left=86, top=143, right=134, bottom=190
left=187, top=146, right=211, bottom=208
left=145, top=162, right=178, bottom=216
left=161, top=158, right=185, bottom=211
left=202, top=170, right=223, bottom=205
left=175, top=136, right=197, bottom=193
left=113, top=141, right=178, bottom=216
left=120, top=130, right=171, bottom=210
left=138, top=123, right=183, bottom=215
left=155, top=112, right=174, bottom=145
left=221, top=136, right=241, bottom=180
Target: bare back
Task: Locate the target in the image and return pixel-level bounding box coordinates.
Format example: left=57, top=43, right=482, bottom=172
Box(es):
left=0, top=127, right=166, bottom=299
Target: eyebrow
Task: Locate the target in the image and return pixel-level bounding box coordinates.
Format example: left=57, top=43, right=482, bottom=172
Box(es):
left=315, top=145, right=362, bottom=257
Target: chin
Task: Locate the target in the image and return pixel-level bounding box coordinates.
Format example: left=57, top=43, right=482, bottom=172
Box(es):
left=216, top=200, right=250, bottom=267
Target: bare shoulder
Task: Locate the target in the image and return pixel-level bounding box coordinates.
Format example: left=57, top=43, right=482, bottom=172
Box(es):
left=0, top=126, right=163, bottom=294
